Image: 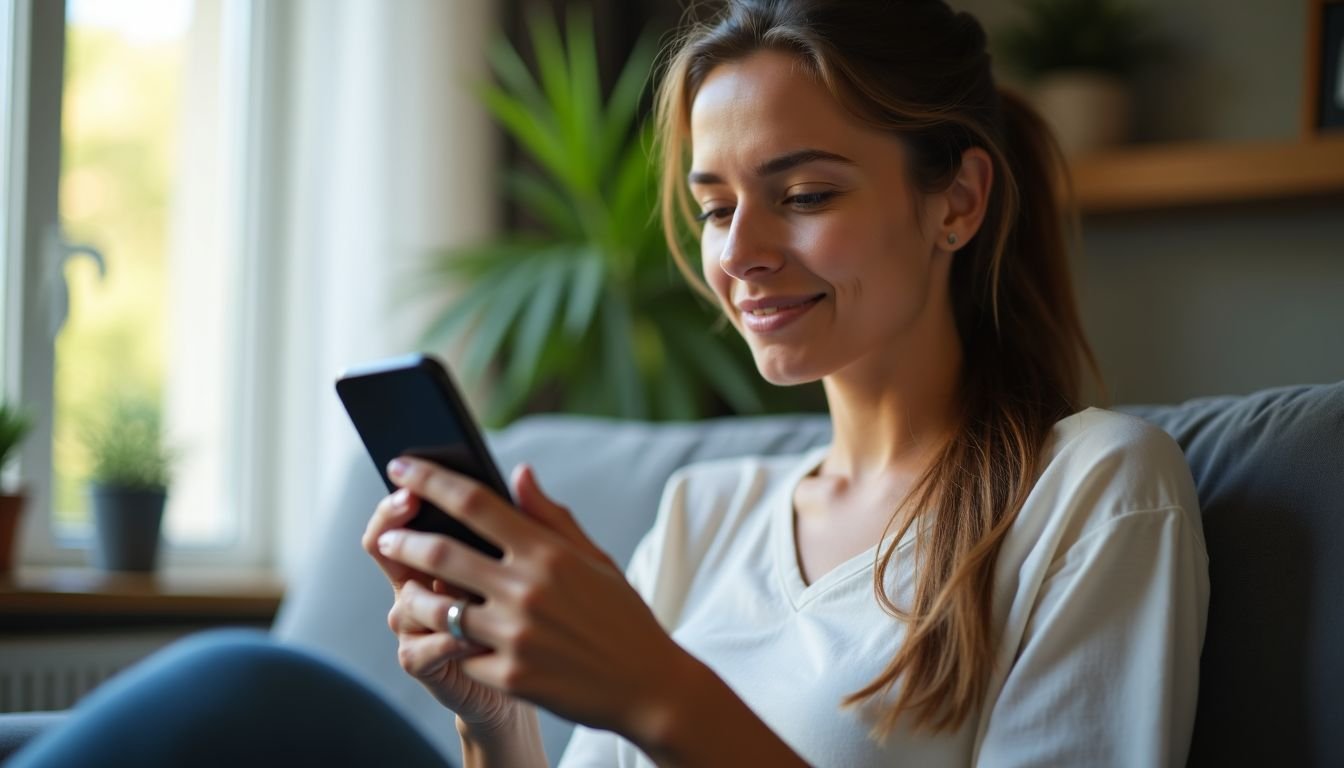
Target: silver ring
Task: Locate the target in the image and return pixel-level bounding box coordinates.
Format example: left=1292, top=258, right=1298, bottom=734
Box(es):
left=445, top=598, right=470, bottom=641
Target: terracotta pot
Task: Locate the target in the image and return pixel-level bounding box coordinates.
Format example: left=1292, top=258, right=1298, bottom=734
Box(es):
left=89, top=484, right=167, bottom=572
left=1030, top=69, right=1132, bottom=156
left=0, top=493, right=23, bottom=572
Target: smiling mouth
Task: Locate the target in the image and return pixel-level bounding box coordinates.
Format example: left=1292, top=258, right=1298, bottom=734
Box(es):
left=734, top=293, right=826, bottom=334
left=738, top=294, right=826, bottom=316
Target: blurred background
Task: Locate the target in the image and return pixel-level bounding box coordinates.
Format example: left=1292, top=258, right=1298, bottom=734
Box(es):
left=1, top=0, right=1341, bottom=584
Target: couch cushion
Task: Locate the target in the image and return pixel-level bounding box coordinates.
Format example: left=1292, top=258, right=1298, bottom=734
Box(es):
left=1120, top=381, right=1344, bottom=768
left=0, top=712, right=68, bottom=761
left=488, top=414, right=833, bottom=571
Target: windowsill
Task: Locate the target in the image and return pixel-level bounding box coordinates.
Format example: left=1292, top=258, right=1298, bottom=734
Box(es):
left=0, top=566, right=285, bottom=631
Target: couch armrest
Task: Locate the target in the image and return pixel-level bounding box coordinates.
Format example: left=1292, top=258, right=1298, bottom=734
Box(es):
left=0, top=711, right=68, bottom=761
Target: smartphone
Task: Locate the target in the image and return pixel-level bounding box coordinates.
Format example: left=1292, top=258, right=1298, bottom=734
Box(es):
left=335, top=353, right=509, bottom=559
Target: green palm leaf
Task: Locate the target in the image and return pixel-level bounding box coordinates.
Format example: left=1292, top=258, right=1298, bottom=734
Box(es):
left=506, top=256, right=569, bottom=391
left=661, top=313, right=766, bottom=414
left=651, top=347, right=699, bottom=421
left=485, top=36, right=548, bottom=115
left=503, top=170, right=580, bottom=237
left=460, top=259, right=543, bottom=379
left=563, top=247, right=605, bottom=338
left=418, top=273, right=498, bottom=351
left=563, top=7, right=602, bottom=180
left=478, top=84, right=576, bottom=192
left=600, top=32, right=655, bottom=173
left=600, top=290, right=647, bottom=419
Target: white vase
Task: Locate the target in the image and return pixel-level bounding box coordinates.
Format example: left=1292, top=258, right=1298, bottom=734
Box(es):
left=1029, top=69, right=1132, bottom=156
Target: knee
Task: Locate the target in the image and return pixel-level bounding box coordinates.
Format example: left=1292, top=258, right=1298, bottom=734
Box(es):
left=75, top=629, right=380, bottom=742
left=11, top=631, right=446, bottom=768
left=151, top=629, right=280, bottom=681
left=150, top=630, right=346, bottom=698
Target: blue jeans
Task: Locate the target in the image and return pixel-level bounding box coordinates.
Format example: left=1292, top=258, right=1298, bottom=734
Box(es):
left=7, top=630, right=454, bottom=768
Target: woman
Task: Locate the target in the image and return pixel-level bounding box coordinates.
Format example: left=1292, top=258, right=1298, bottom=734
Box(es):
left=10, top=1, right=1207, bottom=766
left=366, top=1, right=1208, bottom=765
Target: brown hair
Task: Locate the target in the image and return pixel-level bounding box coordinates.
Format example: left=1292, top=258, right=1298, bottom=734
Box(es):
left=654, top=0, right=1098, bottom=737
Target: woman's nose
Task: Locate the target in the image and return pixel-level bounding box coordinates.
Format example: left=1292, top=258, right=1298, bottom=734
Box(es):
left=716, top=208, right=784, bottom=280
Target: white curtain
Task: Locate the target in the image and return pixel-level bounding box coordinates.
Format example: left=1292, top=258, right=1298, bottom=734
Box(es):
left=272, top=0, right=500, bottom=578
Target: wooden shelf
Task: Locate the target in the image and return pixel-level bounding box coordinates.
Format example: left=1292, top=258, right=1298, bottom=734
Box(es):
left=1069, top=136, right=1344, bottom=214
left=0, top=567, right=284, bottom=629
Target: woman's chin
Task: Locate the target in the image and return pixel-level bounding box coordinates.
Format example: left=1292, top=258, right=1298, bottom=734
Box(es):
left=753, top=353, right=827, bottom=387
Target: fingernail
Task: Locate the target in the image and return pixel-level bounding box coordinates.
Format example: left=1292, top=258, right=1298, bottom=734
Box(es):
left=388, top=458, right=411, bottom=481
left=391, top=488, right=410, bottom=510
left=377, top=531, right=401, bottom=554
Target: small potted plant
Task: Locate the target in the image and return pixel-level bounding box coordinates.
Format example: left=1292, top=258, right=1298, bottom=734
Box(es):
left=0, top=401, right=34, bottom=572
left=81, top=394, right=174, bottom=572
left=998, top=0, right=1151, bottom=155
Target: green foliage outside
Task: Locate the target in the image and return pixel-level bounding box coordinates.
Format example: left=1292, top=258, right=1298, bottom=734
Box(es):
left=998, top=0, right=1151, bottom=79
left=418, top=7, right=821, bottom=427
left=55, top=26, right=181, bottom=524
left=79, top=393, right=173, bottom=490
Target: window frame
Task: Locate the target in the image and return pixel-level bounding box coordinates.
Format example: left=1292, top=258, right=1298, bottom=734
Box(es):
left=5, top=0, right=62, bottom=567
left=6, top=0, right=289, bottom=569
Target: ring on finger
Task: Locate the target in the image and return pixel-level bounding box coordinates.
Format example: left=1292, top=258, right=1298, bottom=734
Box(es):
left=445, top=597, right=470, bottom=641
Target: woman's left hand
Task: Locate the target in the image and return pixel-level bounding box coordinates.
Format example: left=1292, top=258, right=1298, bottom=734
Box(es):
left=374, top=457, right=692, bottom=740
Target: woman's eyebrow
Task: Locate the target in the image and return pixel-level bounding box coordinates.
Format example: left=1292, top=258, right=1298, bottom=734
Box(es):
left=687, top=148, right=856, bottom=186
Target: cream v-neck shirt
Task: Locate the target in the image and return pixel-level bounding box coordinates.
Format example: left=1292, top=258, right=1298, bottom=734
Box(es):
left=558, top=409, right=1209, bottom=767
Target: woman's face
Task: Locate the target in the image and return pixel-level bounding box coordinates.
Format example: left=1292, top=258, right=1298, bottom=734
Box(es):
left=688, top=50, right=954, bottom=386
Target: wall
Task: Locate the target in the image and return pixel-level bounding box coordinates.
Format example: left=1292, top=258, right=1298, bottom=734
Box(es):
left=1077, top=199, right=1343, bottom=403
left=956, top=0, right=1344, bottom=404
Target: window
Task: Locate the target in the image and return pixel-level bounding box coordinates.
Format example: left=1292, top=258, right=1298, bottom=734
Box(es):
left=4, top=0, right=285, bottom=568
left=0, top=0, right=18, bottom=395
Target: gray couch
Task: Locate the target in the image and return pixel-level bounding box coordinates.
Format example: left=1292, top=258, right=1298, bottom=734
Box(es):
left=3, top=382, right=1341, bottom=766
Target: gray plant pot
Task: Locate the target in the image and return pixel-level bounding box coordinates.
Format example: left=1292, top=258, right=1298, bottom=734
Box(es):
left=89, top=484, right=166, bottom=572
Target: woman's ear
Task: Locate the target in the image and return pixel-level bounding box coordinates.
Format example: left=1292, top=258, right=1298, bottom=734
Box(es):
left=939, top=146, right=993, bottom=249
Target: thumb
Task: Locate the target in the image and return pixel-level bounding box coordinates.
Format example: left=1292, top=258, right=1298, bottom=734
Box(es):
left=511, top=464, right=613, bottom=565
left=512, top=463, right=570, bottom=529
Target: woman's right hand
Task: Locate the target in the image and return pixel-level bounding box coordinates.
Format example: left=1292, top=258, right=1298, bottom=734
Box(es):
left=361, top=487, right=522, bottom=731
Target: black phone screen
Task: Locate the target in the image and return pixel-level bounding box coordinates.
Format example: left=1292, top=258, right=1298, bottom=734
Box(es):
left=335, top=354, right=508, bottom=559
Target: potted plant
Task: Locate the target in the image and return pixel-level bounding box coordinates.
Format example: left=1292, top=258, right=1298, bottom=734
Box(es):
left=0, top=401, right=34, bottom=572
left=80, top=394, right=174, bottom=572
left=416, top=7, right=822, bottom=426
left=998, top=0, right=1151, bottom=155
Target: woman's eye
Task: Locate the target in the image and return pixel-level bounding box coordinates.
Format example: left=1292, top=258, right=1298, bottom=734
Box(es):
left=694, top=207, right=733, bottom=223
left=786, top=191, right=835, bottom=209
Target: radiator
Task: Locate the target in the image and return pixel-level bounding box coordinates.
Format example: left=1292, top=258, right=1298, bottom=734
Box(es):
left=0, top=631, right=185, bottom=712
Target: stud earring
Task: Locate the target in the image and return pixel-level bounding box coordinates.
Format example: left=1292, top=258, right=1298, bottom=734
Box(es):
left=947, top=233, right=958, bottom=246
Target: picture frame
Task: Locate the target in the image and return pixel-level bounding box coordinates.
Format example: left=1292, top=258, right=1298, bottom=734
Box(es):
left=1305, top=0, right=1344, bottom=133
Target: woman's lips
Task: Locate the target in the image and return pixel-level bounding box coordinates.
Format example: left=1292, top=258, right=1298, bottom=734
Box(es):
left=736, top=293, right=825, bottom=334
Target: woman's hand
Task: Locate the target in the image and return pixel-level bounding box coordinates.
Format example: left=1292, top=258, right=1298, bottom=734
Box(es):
left=365, top=457, right=694, bottom=743
left=362, top=477, right=521, bottom=732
